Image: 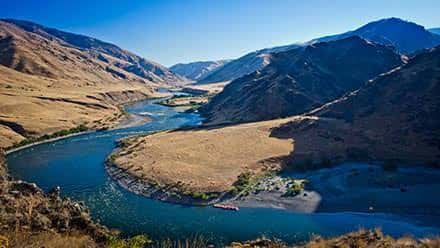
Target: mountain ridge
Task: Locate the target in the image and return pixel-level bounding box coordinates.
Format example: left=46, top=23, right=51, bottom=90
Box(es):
left=194, top=18, right=439, bottom=84
left=1, top=18, right=187, bottom=86
left=169, top=59, right=231, bottom=81
left=200, top=36, right=405, bottom=125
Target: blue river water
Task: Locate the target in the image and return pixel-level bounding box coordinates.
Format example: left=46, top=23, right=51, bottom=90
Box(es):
left=6, top=98, right=440, bottom=245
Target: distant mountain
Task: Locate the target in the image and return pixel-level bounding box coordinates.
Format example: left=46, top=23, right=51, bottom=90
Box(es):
left=199, top=18, right=439, bottom=84
left=197, top=44, right=300, bottom=84
left=272, top=45, right=440, bottom=165
left=169, top=60, right=230, bottom=81
left=311, top=18, right=440, bottom=54
left=429, top=28, right=440, bottom=35
left=200, top=36, right=404, bottom=125
left=0, top=19, right=187, bottom=86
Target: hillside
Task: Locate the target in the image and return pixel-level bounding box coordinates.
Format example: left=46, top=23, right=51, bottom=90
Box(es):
left=1, top=19, right=186, bottom=85
left=271, top=45, right=440, bottom=165
left=110, top=45, right=440, bottom=206
left=312, top=17, right=440, bottom=54
left=169, top=59, right=230, bottom=81
left=0, top=19, right=173, bottom=148
left=197, top=44, right=299, bottom=84
left=200, top=36, right=404, bottom=125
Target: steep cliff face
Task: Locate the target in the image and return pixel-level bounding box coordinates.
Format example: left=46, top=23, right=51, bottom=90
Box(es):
left=201, top=37, right=404, bottom=125
left=271, top=46, right=440, bottom=165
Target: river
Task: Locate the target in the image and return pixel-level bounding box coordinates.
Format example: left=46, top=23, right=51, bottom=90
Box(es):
left=6, top=97, right=440, bottom=245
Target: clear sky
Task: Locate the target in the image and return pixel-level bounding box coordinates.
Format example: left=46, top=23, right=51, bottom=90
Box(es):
left=1, top=0, right=439, bottom=66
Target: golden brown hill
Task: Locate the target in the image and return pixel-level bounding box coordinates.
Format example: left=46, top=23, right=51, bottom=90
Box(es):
left=0, top=20, right=182, bottom=149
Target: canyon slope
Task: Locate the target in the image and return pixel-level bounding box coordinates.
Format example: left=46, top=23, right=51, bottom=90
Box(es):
left=0, top=19, right=182, bottom=148
left=170, top=59, right=230, bottom=81
left=197, top=44, right=299, bottom=84
left=111, top=44, right=439, bottom=200
left=200, top=36, right=404, bottom=125
left=272, top=45, right=440, bottom=165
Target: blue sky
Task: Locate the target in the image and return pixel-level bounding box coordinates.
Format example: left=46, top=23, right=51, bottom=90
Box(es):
left=1, top=0, right=439, bottom=66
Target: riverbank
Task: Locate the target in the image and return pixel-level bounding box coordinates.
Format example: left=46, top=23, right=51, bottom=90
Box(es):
left=3, top=92, right=164, bottom=155
left=4, top=129, right=95, bottom=155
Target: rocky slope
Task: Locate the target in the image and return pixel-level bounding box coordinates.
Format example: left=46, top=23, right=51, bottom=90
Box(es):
left=198, top=44, right=299, bottom=84
left=170, top=60, right=230, bottom=81
left=0, top=149, right=110, bottom=247
left=271, top=46, right=440, bottom=166
left=312, top=17, right=440, bottom=54
left=0, top=19, right=178, bottom=148
left=201, top=36, right=404, bottom=125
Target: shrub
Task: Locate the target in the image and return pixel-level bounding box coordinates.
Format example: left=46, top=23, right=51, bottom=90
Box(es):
left=8, top=124, right=89, bottom=150
left=191, top=192, right=210, bottom=200
left=284, top=179, right=308, bottom=197
left=107, top=235, right=152, bottom=248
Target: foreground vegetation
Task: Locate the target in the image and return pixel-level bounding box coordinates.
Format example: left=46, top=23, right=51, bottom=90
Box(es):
left=3, top=229, right=439, bottom=248
left=228, top=229, right=440, bottom=248
left=6, top=124, right=89, bottom=150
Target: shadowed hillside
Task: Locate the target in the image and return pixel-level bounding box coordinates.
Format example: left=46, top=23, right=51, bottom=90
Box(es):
left=201, top=37, right=404, bottom=125
left=272, top=46, right=440, bottom=166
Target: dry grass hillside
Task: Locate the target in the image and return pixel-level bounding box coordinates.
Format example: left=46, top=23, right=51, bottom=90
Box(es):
left=111, top=117, right=298, bottom=193
left=0, top=20, right=179, bottom=148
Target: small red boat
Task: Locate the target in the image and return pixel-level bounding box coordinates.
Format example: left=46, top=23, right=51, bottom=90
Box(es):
left=213, top=203, right=239, bottom=211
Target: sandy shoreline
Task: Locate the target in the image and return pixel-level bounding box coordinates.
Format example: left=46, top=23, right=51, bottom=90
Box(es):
left=107, top=156, right=440, bottom=216
left=233, top=163, right=440, bottom=215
